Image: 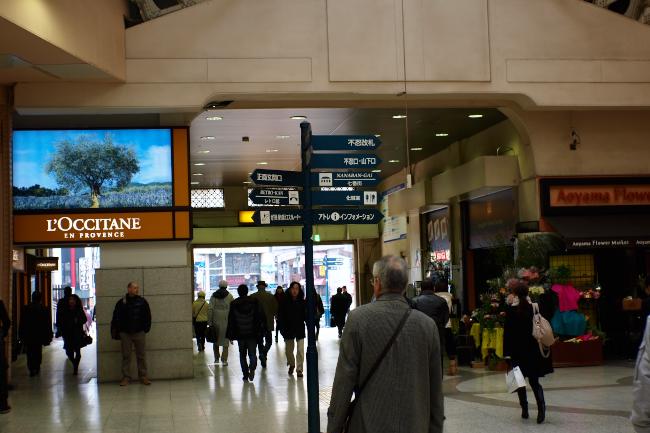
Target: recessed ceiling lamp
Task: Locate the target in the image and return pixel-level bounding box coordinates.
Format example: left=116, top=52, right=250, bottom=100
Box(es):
left=256, top=161, right=268, bottom=165
left=193, top=163, right=206, bottom=166
left=206, top=116, right=223, bottom=121
left=243, top=181, right=252, bottom=184
left=388, top=159, right=400, bottom=163
left=374, top=134, right=381, bottom=138
left=468, top=114, right=483, bottom=118
left=266, top=149, right=279, bottom=153
left=410, top=147, right=423, bottom=151
left=372, top=169, right=382, bottom=173
left=200, top=136, right=216, bottom=140
left=192, top=173, right=204, bottom=176
left=191, top=181, right=200, bottom=185
left=392, top=115, right=407, bottom=119
left=196, top=150, right=210, bottom=154
left=290, top=115, right=307, bottom=120
left=435, top=133, right=449, bottom=137
left=276, top=135, right=291, bottom=139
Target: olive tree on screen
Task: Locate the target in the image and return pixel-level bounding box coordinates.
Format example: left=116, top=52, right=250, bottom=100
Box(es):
left=46, top=135, right=139, bottom=208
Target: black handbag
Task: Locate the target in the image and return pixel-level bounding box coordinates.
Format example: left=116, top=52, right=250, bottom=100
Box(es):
left=206, top=325, right=217, bottom=343
left=342, top=308, right=411, bottom=432
left=80, top=334, right=93, bottom=348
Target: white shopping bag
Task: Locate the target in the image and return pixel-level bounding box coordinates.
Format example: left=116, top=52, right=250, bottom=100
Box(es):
left=506, top=366, right=526, bottom=393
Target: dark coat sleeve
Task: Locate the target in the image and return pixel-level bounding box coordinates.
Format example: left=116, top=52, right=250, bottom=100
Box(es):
left=143, top=299, right=152, bottom=333
left=0, top=300, right=11, bottom=339
left=503, top=308, right=513, bottom=358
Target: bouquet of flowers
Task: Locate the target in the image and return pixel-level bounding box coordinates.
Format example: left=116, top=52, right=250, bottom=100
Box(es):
left=472, top=291, right=507, bottom=329
left=580, top=287, right=601, bottom=300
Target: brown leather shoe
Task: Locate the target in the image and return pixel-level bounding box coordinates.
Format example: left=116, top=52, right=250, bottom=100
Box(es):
left=140, top=377, right=152, bottom=385
left=119, top=377, right=129, bottom=386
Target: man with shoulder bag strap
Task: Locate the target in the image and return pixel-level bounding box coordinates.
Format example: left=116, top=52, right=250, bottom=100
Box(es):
left=326, top=255, right=444, bottom=433
left=192, top=291, right=209, bottom=352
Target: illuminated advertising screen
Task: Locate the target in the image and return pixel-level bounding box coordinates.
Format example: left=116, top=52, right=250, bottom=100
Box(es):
left=13, top=129, right=173, bottom=210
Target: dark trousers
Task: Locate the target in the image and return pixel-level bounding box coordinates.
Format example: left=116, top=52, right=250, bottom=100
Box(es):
left=238, top=338, right=258, bottom=376
left=444, top=327, right=456, bottom=358
left=0, top=342, right=8, bottom=409
left=194, top=321, right=207, bottom=350
left=257, top=330, right=272, bottom=361
left=25, top=342, right=43, bottom=374
left=65, top=347, right=81, bottom=365
left=335, top=315, right=346, bottom=335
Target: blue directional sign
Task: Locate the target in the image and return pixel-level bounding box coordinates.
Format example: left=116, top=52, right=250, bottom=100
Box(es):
left=314, top=257, right=344, bottom=265
left=310, top=154, right=380, bottom=169
left=250, top=169, right=302, bottom=187
left=252, top=210, right=303, bottom=226
left=312, top=190, right=378, bottom=206
left=311, top=172, right=380, bottom=187
left=249, top=188, right=301, bottom=206
left=312, top=208, right=384, bottom=225
left=311, top=135, right=381, bottom=151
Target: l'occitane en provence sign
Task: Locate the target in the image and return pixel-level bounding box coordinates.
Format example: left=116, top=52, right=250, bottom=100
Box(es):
left=14, top=211, right=183, bottom=243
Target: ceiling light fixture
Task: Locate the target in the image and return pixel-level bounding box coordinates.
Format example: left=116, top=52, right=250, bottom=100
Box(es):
left=468, top=114, right=483, bottom=118
left=290, top=115, right=307, bottom=120
left=191, top=181, right=200, bottom=185
left=276, top=135, right=290, bottom=139
left=372, top=169, right=382, bottom=173
left=256, top=162, right=268, bottom=165
left=193, top=163, right=206, bottom=166
left=374, top=134, right=381, bottom=138
left=200, top=136, right=216, bottom=140
left=243, top=181, right=252, bottom=184
left=192, top=173, right=204, bottom=176
left=206, top=116, right=223, bottom=121
left=435, top=133, right=449, bottom=137
left=266, top=149, right=279, bottom=153
left=196, top=150, right=210, bottom=154
left=410, top=147, right=423, bottom=151
left=392, top=115, right=407, bottom=119
left=388, top=159, right=400, bottom=163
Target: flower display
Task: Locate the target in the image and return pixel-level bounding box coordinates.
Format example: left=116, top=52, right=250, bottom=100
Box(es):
left=580, top=287, right=601, bottom=300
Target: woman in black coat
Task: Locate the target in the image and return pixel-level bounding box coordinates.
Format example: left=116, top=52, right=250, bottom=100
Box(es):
left=19, top=291, right=52, bottom=376
left=504, top=282, right=553, bottom=424
left=278, top=282, right=306, bottom=377
left=58, top=295, right=87, bottom=375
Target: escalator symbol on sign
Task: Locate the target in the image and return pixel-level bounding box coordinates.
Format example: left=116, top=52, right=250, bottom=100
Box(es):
left=319, top=173, right=333, bottom=187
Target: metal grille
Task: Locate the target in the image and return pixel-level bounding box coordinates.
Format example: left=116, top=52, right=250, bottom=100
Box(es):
left=191, top=189, right=225, bottom=208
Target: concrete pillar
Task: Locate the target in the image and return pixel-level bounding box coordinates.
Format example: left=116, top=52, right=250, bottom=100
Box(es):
left=0, top=87, right=13, bottom=371
left=95, top=241, right=193, bottom=382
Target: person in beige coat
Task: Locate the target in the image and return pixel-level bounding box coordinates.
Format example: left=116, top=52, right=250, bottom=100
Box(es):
left=632, top=316, right=650, bottom=433
left=327, top=255, right=444, bottom=433
left=250, top=280, right=278, bottom=369
left=208, top=280, right=234, bottom=365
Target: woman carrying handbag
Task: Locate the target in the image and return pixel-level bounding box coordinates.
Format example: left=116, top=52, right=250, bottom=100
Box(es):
left=504, top=280, right=554, bottom=424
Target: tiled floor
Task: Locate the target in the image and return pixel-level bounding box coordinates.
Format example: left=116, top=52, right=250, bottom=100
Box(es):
left=0, top=327, right=637, bottom=432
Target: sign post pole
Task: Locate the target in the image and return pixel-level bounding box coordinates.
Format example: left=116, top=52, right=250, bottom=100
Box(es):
left=301, top=121, right=320, bottom=433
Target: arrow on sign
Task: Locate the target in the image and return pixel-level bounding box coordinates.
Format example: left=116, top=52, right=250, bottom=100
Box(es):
left=249, top=188, right=301, bottom=206
left=311, top=135, right=381, bottom=151
left=311, top=172, right=380, bottom=187
left=312, top=190, right=378, bottom=206
left=252, top=210, right=303, bottom=226
left=310, top=154, right=381, bottom=169
left=250, top=169, right=302, bottom=187
left=312, top=209, right=384, bottom=225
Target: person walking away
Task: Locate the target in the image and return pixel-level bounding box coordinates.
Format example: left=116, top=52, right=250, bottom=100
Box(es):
left=55, top=286, right=76, bottom=338
left=59, top=293, right=87, bottom=375
left=327, top=256, right=444, bottom=433
left=250, top=280, right=278, bottom=368
left=0, top=299, right=11, bottom=414
left=111, top=282, right=152, bottom=386
left=312, top=288, right=325, bottom=340
left=278, top=282, right=307, bottom=377
left=432, top=277, right=458, bottom=375
left=330, top=288, right=347, bottom=338
left=19, top=291, right=52, bottom=376
left=208, top=280, right=233, bottom=365
left=192, top=291, right=209, bottom=351
left=274, top=286, right=285, bottom=343
left=632, top=315, right=650, bottom=432
left=504, top=280, right=553, bottom=424
left=342, top=286, right=353, bottom=310
left=226, top=284, right=266, bottom=382
left=412, top=277, right=449, bottom=378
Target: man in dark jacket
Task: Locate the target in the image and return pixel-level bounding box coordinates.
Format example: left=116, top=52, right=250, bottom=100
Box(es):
left=111, top=282, right=152, bottom=386
left=19, top=291, right=52, bottom=376
left=279, top=282, right=307, bottom=377
left=0, top=299, right=10, bottom=414
left=250, top=280, right=277, bottom=368
left=226, top=284, right=266, bottom=382
left=330, top=288, right=348, bottom=338
left=412, top=277, right=449, bottom=377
